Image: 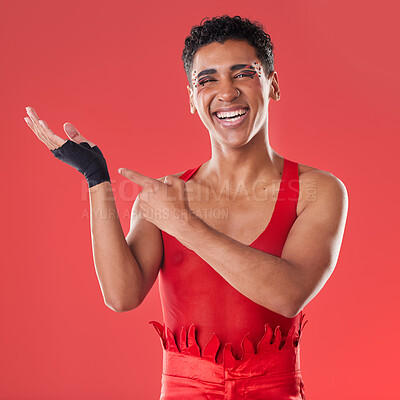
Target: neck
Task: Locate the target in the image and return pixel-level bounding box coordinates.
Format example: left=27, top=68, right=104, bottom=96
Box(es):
left=204, top=128, right=283, bottom=191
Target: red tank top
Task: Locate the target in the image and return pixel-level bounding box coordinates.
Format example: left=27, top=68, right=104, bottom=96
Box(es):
left=150, top=158, right=307, bottom=365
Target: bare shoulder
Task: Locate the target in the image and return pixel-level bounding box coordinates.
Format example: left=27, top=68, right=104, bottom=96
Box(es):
left=297, top=162, right=348, bottom=215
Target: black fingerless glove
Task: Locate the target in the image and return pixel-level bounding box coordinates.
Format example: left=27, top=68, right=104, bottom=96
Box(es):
left=51, top=140, right=111, bottom=188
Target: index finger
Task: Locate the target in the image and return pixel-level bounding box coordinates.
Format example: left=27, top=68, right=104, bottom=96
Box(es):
left=118, top=168, right=163, bottom=188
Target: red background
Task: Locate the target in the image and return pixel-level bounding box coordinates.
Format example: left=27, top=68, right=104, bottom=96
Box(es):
left=1, top=0, right=399, bottom=398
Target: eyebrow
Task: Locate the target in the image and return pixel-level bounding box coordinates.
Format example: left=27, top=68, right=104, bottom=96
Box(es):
left=196, top=64, right=255, bottom=79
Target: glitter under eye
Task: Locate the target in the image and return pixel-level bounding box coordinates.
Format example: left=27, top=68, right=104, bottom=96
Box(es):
left=252, top=61, right=263, bottom=78
left=192, top=70, right=199, bottom=88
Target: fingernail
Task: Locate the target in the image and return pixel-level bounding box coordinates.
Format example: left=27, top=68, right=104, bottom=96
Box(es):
left=118, top=168, right=123, bottom=174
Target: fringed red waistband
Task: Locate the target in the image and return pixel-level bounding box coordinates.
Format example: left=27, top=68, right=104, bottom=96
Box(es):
left=149, top=313, right=308, bottom=370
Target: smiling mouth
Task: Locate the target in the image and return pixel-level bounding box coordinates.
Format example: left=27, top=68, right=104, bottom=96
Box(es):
left=212, top=108, right=250, bottom=128
left=214, top=108, right=249, bottom=121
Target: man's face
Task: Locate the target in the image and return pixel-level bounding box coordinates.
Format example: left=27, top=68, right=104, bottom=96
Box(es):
left=187, top=39, right=280, bottom=145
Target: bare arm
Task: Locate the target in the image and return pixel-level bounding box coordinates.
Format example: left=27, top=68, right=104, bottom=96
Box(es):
left=124, top=186, right=164, bottom=308
left=88, top=182, right=144, bottom=311
left=81, top=178, right=165, bottom=312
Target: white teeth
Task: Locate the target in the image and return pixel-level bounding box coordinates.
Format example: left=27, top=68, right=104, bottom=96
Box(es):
left=216, top=109, right=247, bottom=119
left=223, top=114, right=243, bottom=122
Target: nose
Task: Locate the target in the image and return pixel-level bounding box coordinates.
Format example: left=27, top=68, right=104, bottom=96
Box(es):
left=217, top=79, right=239, bottom=102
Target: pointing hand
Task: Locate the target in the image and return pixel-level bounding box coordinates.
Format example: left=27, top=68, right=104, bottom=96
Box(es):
left=118, top=168, right=194, bottom=236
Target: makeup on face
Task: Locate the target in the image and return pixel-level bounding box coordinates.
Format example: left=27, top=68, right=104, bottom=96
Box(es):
left=191, top=61, right=263, bottom=88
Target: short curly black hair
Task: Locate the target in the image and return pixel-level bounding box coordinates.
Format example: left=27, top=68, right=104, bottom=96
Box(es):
left=182, top=15, right=274, bottom=87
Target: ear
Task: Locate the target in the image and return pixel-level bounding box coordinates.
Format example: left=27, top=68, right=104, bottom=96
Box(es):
left=269, top=71, right=281, bottom=101
left=187, top=85, right=197, bottom=114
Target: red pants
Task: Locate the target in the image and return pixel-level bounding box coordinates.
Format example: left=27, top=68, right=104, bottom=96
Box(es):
left=150, top=319, right=308, bottom=400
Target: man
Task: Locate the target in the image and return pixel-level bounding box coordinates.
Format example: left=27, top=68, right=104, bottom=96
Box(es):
left=24, top=15, right=348, bottom=400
